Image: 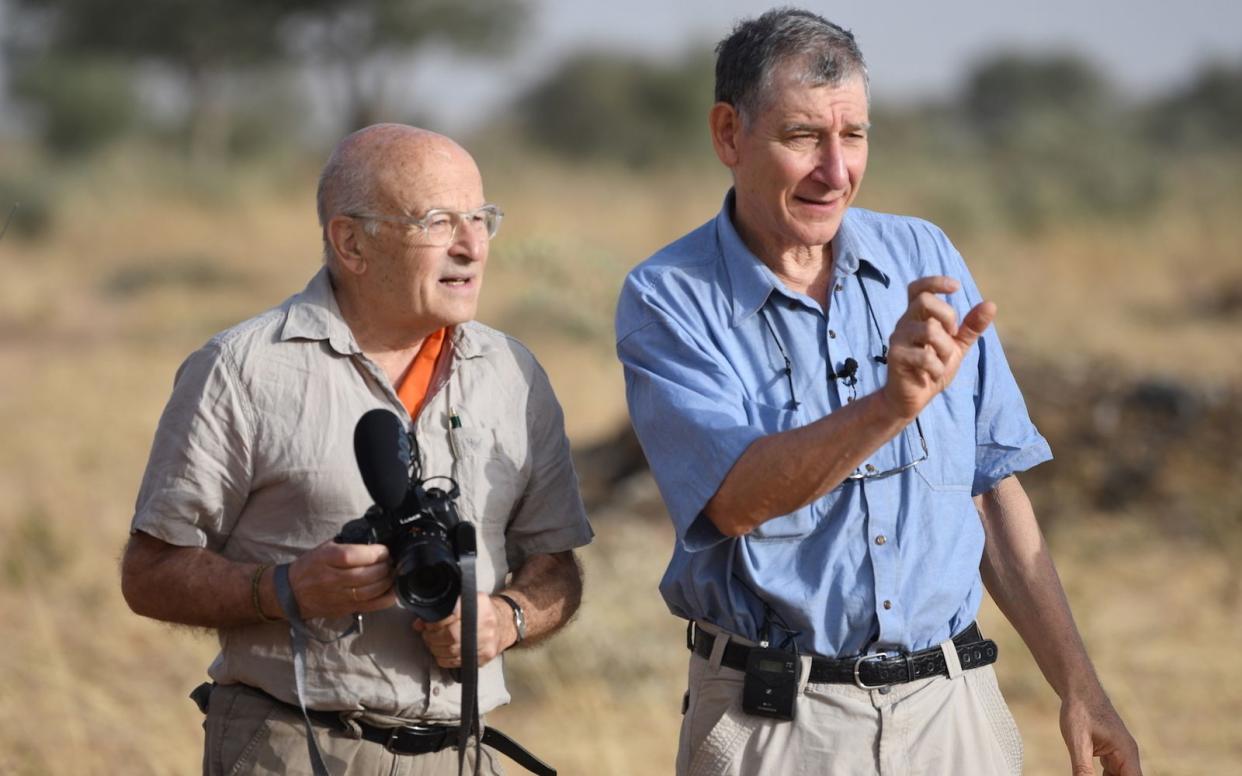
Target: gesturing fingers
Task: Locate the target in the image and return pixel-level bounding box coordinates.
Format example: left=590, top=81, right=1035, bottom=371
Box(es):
left=956, top=301, right=996, bottom=350
left=906, top=275, right=960, bottom=304
left=904, top=289, right=959, bottom=337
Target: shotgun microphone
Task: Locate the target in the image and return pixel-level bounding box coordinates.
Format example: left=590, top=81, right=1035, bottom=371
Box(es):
left=353, top=409, right=411, bottom=512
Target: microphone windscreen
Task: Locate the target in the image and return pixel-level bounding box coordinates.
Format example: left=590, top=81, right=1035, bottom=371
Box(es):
left=354, top=409, right=410, bottom=511
left=843, top=357, right=859, bottom=376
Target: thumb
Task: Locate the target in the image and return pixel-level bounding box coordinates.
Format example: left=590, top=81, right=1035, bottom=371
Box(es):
left=956, top=300, right=996, bottom=351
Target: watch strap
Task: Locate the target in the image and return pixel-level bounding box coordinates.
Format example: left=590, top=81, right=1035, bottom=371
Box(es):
left=495, top=593, right=526, bottom=643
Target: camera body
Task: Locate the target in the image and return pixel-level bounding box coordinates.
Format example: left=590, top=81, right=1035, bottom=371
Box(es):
left=336, top=477, right=467, bottom=622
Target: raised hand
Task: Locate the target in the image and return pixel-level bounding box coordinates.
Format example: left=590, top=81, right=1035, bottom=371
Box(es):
left=882, top=275, right=996, bottom=420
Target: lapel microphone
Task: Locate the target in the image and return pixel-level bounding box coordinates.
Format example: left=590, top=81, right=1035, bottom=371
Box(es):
left=830, top=357, right=860, bottom=386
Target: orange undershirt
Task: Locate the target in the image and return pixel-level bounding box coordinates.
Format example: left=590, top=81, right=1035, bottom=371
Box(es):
left=396, top=328, right=447, bottom=419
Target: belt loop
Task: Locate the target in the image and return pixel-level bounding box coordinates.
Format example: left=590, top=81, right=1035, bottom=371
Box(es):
left=707, top=626, right=729, bottom=671
left=796, top=654, right=813, bottom=694
left=940, top=636, right=963, bottom=680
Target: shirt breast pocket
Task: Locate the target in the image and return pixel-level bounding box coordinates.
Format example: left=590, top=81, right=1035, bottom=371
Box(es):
left=740, top=398, right=820, bottom=540
left=448, top=427, right=524, bottom=534
left=912, top=376, right=977, bottom=493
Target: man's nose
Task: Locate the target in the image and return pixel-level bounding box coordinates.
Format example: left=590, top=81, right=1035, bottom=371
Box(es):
left=811, top=139, right=849, bottom=191
left=448, top=226, right=486, bottom=262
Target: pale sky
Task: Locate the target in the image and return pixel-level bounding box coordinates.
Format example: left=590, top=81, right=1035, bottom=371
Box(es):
left=411, top=0, right=1242, bottom=130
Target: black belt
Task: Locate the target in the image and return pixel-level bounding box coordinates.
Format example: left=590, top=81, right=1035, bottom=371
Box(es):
left=191, top=683, right=555, bottom=775
left=689, top=622, right=997, bottom=690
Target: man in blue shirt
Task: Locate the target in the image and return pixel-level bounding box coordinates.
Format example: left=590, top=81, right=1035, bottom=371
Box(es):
left=615, top=8, right=1141, bottom=776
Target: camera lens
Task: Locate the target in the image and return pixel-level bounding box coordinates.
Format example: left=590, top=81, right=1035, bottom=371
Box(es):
left=394, top=531, right=461, bottom=621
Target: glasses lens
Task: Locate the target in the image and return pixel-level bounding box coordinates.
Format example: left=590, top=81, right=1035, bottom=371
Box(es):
left=411, top=205, right=503, bottom=245
left=422, top=211, right=456, bottom=245
left=481, top=206, right=502, bottom=239
left=459, top=206, right=502, bottom=240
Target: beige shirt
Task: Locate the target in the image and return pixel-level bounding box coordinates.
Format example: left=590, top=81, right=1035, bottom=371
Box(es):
left=132, top=267, right=593, bottom=720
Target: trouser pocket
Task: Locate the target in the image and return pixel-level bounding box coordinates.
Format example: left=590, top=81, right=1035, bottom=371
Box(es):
left=965, top=666, right=1024, bottom=775
left=203, top=685, right=275, bottom=776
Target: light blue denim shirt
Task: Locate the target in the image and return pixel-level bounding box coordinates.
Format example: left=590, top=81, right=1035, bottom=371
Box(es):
left=615, top=191, right=1052, bottom=657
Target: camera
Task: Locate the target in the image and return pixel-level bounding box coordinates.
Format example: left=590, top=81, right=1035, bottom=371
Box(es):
left=335, top=409, right=475, bottom=622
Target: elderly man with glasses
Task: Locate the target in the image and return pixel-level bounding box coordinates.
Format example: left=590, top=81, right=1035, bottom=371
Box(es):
left=615, top=9, right=1140, bottom=776
left=122, top=124, right=592, bottom=775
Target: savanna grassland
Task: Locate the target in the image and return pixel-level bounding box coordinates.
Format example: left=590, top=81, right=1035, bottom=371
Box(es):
left=0, top=138, right=1239, bottom=776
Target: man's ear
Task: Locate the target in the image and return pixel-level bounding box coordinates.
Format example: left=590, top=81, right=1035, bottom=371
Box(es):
left=709, top=102, right=744, bottom=168
left=327, top=215, right=367, bottom=275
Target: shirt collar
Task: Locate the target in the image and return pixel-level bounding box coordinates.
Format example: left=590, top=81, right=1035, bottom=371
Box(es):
left=280, top=266, right=360, bottom=357
left=716, top=190, right=890, bottom=328
left=449, top=321, right=492, bottom=360
left=832, top=212, right=892, bottom=289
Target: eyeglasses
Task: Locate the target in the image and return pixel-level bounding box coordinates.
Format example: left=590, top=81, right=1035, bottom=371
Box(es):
left=348, top=204, right=503, bottom=246
left=845, top=418, right=928, bottom=481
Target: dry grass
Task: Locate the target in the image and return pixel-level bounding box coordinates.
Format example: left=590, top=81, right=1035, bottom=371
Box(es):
left=0, top=143, right=1239, bottom=774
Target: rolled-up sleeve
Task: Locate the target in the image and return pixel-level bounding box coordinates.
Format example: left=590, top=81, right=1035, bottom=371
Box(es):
left=131, top=341, right=255, bottom=550
left=617, top=296, right=760, bottom=552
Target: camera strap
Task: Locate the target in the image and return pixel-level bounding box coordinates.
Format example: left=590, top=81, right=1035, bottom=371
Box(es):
left=273, top=563, right=361, bottom=776
left=455, top=522, right=482, bottom=776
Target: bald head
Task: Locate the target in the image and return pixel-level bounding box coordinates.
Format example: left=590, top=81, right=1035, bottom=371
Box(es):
left=316, top=124, right=481, bottom=262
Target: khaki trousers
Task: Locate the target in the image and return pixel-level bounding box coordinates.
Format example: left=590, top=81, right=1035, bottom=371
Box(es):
left=202, top=684, right=503, bottom=776
left=677, top=624, right=1023, bottom=776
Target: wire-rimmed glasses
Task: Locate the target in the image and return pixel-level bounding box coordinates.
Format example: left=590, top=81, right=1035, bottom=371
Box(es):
left=845, top=417, right=929, bottom=481
left=348, top=204, right=503, bottom=247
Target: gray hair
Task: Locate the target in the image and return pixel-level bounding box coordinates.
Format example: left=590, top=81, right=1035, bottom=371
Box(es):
left=715, top=7, right=869, bottom=125
left=316, top=134, right=380, bottom=264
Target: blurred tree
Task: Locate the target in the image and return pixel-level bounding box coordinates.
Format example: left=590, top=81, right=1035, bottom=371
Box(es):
left=515, top=48, right=715, bottom=168
left=3, top=0, right=529, bottom=157
left=284, top=0, right=529, bottom=132
left=6, top=0, right=309, bottom=158
left=1151, top=60, right=1242, bottom=150
left=962, top=51, right=1113, bottom=148
left=8, top=55, right=137, bottom=156
left=957, top=52, right=1160, bottom=231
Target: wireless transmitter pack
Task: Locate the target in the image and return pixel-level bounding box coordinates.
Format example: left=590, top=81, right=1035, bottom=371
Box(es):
left=742, top=646, right=801, bottom=721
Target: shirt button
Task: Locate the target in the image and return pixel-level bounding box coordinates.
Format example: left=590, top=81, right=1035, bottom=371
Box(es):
left=835, top=282, right=844, bottom=292
left=883, top=600, right=893, bottom=610
left=875, top=535, right=887, bottom=546
left=432, top=687, right=441, bottom=697
left=846, top=396, right=855, bottom=403
left=865, top=464, right=878, bottom=473
left=828, top=330, right=837, bottom=339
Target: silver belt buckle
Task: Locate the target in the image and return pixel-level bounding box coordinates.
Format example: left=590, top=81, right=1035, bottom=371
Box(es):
left=853, top=651, right=899, bottom=690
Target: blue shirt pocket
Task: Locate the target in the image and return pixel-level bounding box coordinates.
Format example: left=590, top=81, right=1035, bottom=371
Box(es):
left=740, top=398, right=820, bottom=540
left=912, top=378, right=976, bottom=493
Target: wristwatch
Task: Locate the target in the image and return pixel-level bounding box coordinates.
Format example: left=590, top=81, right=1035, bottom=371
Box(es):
left=495, top=593, right=526, bottom=644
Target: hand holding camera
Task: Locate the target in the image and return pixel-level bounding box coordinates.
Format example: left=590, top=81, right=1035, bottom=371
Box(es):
left=285, top=540, right=397, bottom=620
left=413, top=592, right=512, bottom=669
